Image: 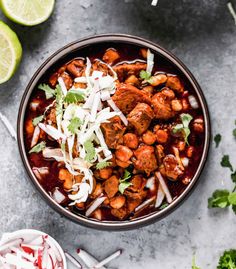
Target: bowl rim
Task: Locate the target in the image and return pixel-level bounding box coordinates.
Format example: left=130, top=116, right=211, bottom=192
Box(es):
left=17, top=33, right=211, bottom=231
left=0, top=229, right=67, bottom=268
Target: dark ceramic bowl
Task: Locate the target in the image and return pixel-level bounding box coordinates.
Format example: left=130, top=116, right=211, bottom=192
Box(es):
left=17, top=34, right=211, bottom=231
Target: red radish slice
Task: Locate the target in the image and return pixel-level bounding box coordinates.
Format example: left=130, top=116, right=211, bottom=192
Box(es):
left=155, top=172, right=173, bottom=204
left=21, top=245, right=34, bottom=255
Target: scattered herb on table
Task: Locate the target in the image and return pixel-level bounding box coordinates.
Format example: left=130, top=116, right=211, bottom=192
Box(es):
left=217, top=249, right=236, bottom=269
left=214, top=133, right=222, bottom=148
left=221, top=155, right=234, bottom=172
left=192, top=255, right=201, bottom=269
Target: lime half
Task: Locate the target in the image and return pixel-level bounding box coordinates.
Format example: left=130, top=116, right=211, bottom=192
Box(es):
left=0, top=21, right=22, bottom=84
left=0, top=0, right=55, bottom=26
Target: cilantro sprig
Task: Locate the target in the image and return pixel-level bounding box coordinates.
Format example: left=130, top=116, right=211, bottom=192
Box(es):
left=29, top=141, right=46, bottom=154
left=32, top=115, right=44, bottom=126
left=172, top=113, right=193, bottom=144
left=38, top=84, right=55, bottom=99
left=84, top=140, right=96, bottom=162
left=217, top=249, right=236, bottom=269
left=68, top=117, right=82, bottom=134
left=96, top=161, right=112, bottom=170
left=64, top=89, right=85, bottom=104
left=119, top=170, right=132, bottom=194
left=192, top=256, right=201, bottom=269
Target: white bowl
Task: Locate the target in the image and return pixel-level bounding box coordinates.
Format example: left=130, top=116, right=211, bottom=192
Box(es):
left=0, top=229, right=67, bottom=269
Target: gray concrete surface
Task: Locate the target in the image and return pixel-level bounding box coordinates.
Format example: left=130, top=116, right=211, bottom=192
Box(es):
left=0, top=0, right=236, bottom=268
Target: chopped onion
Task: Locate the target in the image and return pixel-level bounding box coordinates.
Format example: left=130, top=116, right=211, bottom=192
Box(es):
left=58, top=77, right=67, bottom=96
left=107, top=99, right=128, bottom=126
left=68, top=182, right=91, bottom=203
left=32, top=167, right=49, bottom=181
left=145, top=176, right=156, bottom=192
left=85, top=196, right=106, bottom=217
left=146, top=49, right=154, bottom=74
left=151, top=0, right=158, bottom=6
left=90, top=92, right=101, bottom=122
left=31, top=126, right=40, bottom=148
left=38, top=123, right=66, bottom=141
left=155, top=172, right=173, bottom=204
left=181, top=157, right=189, bottom=168
left=188, top=95, right=199, bottom=109
left=135, top=196, right=155, bottom=212
left=52, top=188, right=67, bottom=204
left=155, top=184, right=165, bottom=208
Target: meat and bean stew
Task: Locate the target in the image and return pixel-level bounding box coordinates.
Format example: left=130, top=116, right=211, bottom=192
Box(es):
left=24, top=43, right=205, bottom=221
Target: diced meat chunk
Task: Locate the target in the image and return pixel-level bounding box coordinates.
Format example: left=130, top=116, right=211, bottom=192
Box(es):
left=104, top=175, right=119, bottom=198
left=113, top=61, right=147, bottom=81
left=152, top=88, right=176, bottom=120
left=112, top=83, right=152, bottom=114
left=58, top=168, right=73, bottom=190
left=163, top=154, right=183, bottom=180
left=110, top=195, right=126, bottom=209
left=111, top=207, right=127, bottom=220
left=66, top=59, right=85, bottom=77
left=102, top=48, right=120, bottom=65
left=101, top=116, right=126, bottom=149
left=166, top=75, right=184, bottom=93
left=134, top=145, right=158, bottom=175
left=125, top=190, right=147, bottom=213
left=127, top=103, right=154, bottom=135
left=128, top=175, right=145, bottom=193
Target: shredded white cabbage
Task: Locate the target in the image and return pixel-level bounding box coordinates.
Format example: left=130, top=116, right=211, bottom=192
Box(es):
left=146, top=49, right=154, bottom=74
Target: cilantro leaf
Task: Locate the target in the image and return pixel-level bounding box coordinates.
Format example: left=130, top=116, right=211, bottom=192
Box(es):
left=38, top=84, right=55, bottom=99
left=221, top=155, right=233, bottom=172
left=84, top=140, right=96, bottom=162
left=32, top=115, right=44, bottom=126
left=233, top=128, right=236, bottom=138
left=231, top=171, right=236, bottom=183
left=228, top=192, right=236, bottom=205
left=119, top=169, right=132, bottom=194
left=159, top=203, right=168, bottom=210
left=68, top=117, right=82, bottom=134
left=119, top=181, right=132, bottom=194
left=29, top=141, right=46, bottom=154
left=96, top=161, right=112, bottom=170
left=214, top=133, right=222, bottom=148
left=192, top=256, right=201, bottom=269
left=172, top=113, right=193, bottom=144
left=140, top=70, right=152, bottom=81
left=217, top=250, right=236, bottom=269
left=64, top=89, right=85, bottom=104
left=208, top=189, right=230, bottom=208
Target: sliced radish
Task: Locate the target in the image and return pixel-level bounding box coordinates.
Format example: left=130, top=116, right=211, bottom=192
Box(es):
left=85, top=196, right=106, bottom=217
left=155, top=172, right=173, bottom=204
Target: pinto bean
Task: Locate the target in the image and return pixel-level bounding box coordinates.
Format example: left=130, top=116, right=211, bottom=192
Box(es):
left=142, top=130, right=156, bottom=145
left=125, top=75, right=139, bottom=86
left=186, top=146, right=194, bottom=158
left=115, top=145, right=133, bottom=162
left=110, top=196, right=126, bottom=209
left=99, top=168, right=113, bottom=180
left=193, top=118, right=204, bottom=133
left=155, top=129, right=168, bottom=144
left=149, top=74, right=167, bottom=87
left=102, top=48, right=120, bottom=65
left=141, top=85, right=154, bottom=98
left=123, top=133, right=139, bottom=149
left=91, top=183, right=103, bottom=199
left=116, top=159, right=131, bottom=168
left=58, top=168, right=73, bottom=190
left=171, top=99, right=183, bottom=112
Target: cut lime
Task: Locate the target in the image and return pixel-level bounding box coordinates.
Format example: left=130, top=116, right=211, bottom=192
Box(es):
left=0, top=21, right=22, bottom=84
left=0, top=0, right=55, bottom=26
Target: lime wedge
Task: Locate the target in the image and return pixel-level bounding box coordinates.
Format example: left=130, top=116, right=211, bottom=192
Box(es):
left=0, top=0, right=55, bottom=26
left=0, top=21, right=22, bottom=84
